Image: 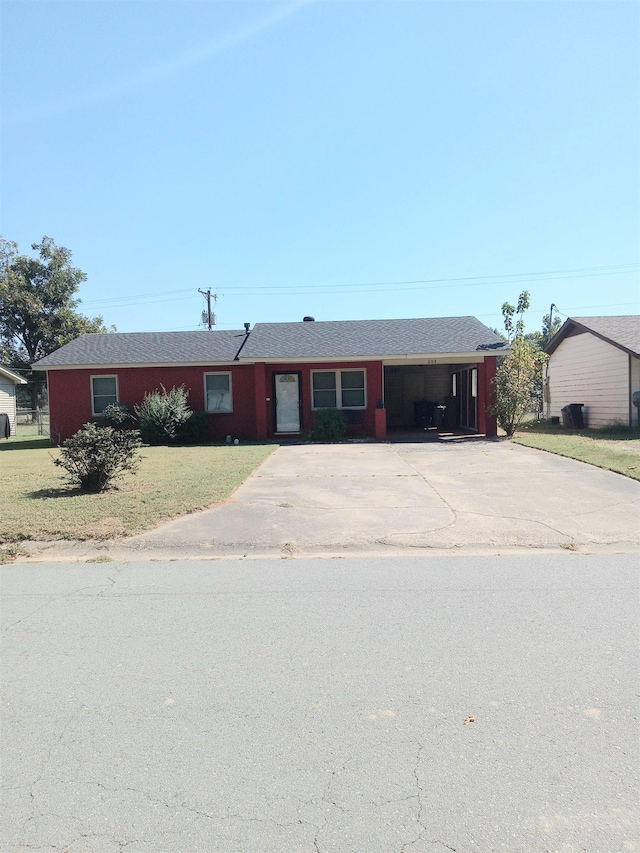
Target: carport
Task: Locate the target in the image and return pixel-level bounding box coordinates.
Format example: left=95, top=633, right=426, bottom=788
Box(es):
left=383, top=358, right=489, bottom=436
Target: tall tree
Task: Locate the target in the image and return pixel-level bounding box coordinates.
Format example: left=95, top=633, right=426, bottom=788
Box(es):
left=0, top=236, right=112, bottom=408
left=493, top=290, right=547, bottom=436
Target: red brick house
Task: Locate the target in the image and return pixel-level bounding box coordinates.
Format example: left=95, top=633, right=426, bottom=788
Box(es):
left=33, top=316, right=505, bottom=442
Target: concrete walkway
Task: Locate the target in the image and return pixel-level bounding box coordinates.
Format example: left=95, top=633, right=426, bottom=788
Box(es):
left=25, top=440, right=640, bottom=561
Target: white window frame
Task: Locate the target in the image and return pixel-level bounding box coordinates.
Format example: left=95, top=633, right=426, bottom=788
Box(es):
left=311, top=369, right=367, bottom=410
left=91, top=374, right=119, bottom=416
left=204, top=371, right=233, bottom=413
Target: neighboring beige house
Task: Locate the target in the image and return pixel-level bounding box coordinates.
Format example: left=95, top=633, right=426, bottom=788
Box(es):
left=0, top=366, right=28, bottom=437
left=545, top=316, right=640, bottom=428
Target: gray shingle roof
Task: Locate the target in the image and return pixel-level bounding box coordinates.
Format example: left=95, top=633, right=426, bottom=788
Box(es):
left=241, top=317, right=505, bottom=359
left=32, top=330, right=247, bottom=368
left=32, top=316, right=508, bottom=369
left=546, top=315, right=640, bottom=356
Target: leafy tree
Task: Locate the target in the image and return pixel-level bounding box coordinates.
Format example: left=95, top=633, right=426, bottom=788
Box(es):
left=524, top=311, right=562, bottom=351
left=493, top=291, right=547, bottom=436
left=0, top=236, right=112, bottom=408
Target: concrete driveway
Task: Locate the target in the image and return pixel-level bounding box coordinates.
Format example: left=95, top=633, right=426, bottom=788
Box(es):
left=112, top=439, right=640, bottom=559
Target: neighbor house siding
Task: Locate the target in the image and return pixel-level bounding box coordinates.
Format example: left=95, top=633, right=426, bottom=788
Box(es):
left=631, top=355, right=640, bottom=428
left=548, top=331, right=630, bottom=427
left=0, top=378, right=18, bottom=436
left=48, top=364, right=256, bottom=442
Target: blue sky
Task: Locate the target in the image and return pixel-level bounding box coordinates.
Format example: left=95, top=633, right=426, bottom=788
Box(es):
left=2, top=0, right=638, bottom=335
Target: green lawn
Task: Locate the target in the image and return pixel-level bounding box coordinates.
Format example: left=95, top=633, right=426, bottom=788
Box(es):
left=0, top=436, right=276, bottom=550
left=513, top=422, right=640, bottom=481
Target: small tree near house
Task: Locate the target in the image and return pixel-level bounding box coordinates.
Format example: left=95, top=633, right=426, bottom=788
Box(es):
left=493, top=291, right=547, bottom=437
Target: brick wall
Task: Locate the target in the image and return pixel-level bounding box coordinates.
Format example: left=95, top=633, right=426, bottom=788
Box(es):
left=262, top=361, right=384, bottom=438
left=48, top=364, right=256, bottom=442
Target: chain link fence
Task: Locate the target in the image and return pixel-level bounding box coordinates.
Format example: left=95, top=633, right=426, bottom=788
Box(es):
left=16, top=409, right=50, bottom=437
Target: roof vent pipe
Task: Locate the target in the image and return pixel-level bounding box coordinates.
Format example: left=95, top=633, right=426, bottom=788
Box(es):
left=303, top=316, right=315, bottom=322
left=244, top=323, right=250, bottom=334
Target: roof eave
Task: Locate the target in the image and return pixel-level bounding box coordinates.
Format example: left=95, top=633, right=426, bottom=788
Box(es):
left=0, top=366, right=28, bottom=384
left=238, top=350, right=506, bottom=364
left=31, top=359, right=246, bottom=370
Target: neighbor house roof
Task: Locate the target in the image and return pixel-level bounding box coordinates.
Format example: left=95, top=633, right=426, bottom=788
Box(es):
left=32, top=316, right=507, bottom=369
left=240, top=317, right=506, bottom=360
left=32, top=330, right=247, bottom=368
left=545, top=315, right=640, bottom=357
left=0, top=365, right=28, bottom=384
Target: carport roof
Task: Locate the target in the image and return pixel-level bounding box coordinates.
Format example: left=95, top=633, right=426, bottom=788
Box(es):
left=241, top=317, right=506, bottom=360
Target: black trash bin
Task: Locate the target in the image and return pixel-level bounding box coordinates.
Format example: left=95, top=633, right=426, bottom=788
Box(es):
left=568, top=403, right=585, bottom=429
left=414, top=400, right=435, bottom=429
left=561, top=403, right=584, bottom=429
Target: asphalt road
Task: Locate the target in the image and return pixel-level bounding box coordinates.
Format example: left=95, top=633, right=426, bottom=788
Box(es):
left=2, top=554, right=638, bottom=852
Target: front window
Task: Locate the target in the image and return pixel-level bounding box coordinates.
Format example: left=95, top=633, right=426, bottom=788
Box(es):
left=341, top=370, right=365, bottom=407
left=91, top=376, right=118, bottom=415
left=312, top=371, right=337, bottom=408
left=312, top=370, right=366, bottom=409
left=205, top=373, right=232, bottom=412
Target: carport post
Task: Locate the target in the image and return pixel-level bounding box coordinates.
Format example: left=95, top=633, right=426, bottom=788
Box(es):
left=477, top=357, right=497, bottom=437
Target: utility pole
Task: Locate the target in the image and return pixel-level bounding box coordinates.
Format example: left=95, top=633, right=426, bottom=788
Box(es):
left=198, top=289, right=217, bottom=330
left=544, top=303, right=557, bottom=421
left=548, top=303, right=556, bottom=344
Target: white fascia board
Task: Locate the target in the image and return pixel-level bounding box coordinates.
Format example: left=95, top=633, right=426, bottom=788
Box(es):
left=381, top=353, right=492, bottom=365
left=34, top=361, right=244, bottom=371
left=238, top=352, right=493, bottom=364
left=0, top=366, right=28, bottom=383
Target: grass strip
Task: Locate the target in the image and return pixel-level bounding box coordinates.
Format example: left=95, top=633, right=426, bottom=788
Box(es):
left=513, top=425, right=640, bottom=481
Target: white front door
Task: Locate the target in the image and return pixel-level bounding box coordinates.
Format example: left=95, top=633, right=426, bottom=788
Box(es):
left=275, top=373, right=301, bottom=433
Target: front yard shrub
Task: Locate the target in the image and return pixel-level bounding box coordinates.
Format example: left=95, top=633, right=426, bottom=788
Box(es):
left=101, top=402, right=136, bottom=431
left=312, top=408, right=346, bottom=442
left=176, top=410, right=209, bottom=444
left=135, top=385, right=192, bottom=445
left=54, top=422, right=141, bottom=492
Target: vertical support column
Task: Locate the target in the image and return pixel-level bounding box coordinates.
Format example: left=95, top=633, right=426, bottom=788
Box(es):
left=478, top=357, right=497, bottom=436
left=374, top=406, right=387, bottom=441
left=254, top=362, right=268, bottom=440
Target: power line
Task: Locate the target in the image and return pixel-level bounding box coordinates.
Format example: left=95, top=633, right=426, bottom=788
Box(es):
left=80, top=263, right=639, bottom=309
left=135, top=302, right=640, bottom=333
left=217, top=269, right=637, bottom=298
left=220, top=262, right=639, bottom=292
